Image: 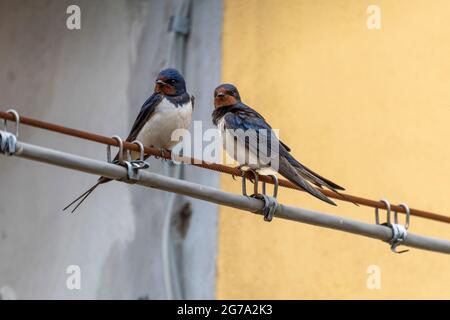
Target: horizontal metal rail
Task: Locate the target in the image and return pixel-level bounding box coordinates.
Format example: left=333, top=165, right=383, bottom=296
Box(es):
left=4, top=140, right=450, bottom=255
left=0, top=110, right=449, bottom=224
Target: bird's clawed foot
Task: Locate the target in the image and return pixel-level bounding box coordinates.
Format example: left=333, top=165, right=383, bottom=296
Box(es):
left=232, top=164, right=246, bottom=180
left=152, top=147, right=170, bottom=161
left=160, top=148, right=169, bottom=159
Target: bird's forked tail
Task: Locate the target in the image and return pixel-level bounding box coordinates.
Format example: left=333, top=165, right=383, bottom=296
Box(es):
left=63, top=177, right=110, bottom=213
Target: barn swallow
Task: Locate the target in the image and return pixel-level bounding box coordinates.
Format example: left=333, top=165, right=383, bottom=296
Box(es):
left=212, top=83, right=346, bottom=206
left=64, top=68, right=194, bottom=212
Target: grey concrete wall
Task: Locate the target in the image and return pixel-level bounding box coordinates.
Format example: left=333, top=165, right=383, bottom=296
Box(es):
left=0, top=0, right=221, bottom=299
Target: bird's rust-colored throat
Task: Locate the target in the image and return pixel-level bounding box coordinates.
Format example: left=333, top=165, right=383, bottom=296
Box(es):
left=214, top=88, right=239, bottom=108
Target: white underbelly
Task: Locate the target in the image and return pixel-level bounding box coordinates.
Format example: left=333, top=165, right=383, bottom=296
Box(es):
left=136, top=98, right=192, bottom=150
left=218, top=118, right=278, bottom=176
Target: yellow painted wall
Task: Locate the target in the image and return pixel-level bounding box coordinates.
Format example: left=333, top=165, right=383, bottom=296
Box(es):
left=217, top=0, right=450, bottom=299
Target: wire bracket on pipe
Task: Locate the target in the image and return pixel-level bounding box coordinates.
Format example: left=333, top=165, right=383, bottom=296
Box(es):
left=388, top=223, right=408, bottom=254
left=121, top=160, right=150, bottom=183
left=375, top=199, right=410, bottom=254
left=251, top=193, right=278, bottom=222
left=106, top=136, right=150, bottom=183
left=0, top=131, right=17, bottom=156
left=242, top=170, right=280, bottom=222
left=1, top=109, right=20, bottom=156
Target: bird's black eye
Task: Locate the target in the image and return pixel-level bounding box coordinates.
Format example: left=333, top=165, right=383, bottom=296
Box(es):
left=169, top=79, right=177, bottom=84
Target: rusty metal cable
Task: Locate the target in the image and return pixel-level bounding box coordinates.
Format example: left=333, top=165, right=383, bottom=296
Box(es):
left=1, top=110, right=449, bottom=224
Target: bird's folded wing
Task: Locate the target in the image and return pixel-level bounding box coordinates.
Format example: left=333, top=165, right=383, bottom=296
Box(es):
left=126, top=93, right=163, bottom=142
left=223, top=110, right=283, bottom=166
left=224, top=109, right=344, bottom=192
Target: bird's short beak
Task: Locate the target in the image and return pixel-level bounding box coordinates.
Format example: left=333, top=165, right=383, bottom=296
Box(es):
left=156, top=79, right=166, bottom=86
left=216, top=93, right=225, bottom=98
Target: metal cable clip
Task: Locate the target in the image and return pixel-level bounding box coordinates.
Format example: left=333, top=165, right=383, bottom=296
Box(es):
left=388, top=223, right=409, bottom=254
left=241, top=170, right=259, bottom=197
left=107, top=135, right=124, bottom=164
left=251, top=193, right=278, bottom=222
left=3, top=109, right=20, bottom=138
left=242, top=170, right=279, bottom=222
left=0, top=131, right=17, bottom=155
left=394, top=203, right=410, bottom=230
left=242, top=170, right=279, bottom=199
left=123, top=140, right=149, bottom=182
left=375, top=199, right=410, bottom=254
left=389, top=203, right=410, bottom=253
left=1, top=109, right=20, bottom=155
left=375, top=198, right=391, bottom=225
left=107, top=136, right=149, bottom=182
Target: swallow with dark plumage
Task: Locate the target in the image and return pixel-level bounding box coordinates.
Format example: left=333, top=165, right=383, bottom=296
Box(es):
left=212, top=83, right=346, bottom=206
left=64, top=68, right=194, bottom=212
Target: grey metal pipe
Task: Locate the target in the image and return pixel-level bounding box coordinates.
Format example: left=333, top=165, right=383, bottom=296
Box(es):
left=9, top=141, right=450, bottom=255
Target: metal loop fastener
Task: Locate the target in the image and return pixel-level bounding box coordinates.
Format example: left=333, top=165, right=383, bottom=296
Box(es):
left=251, top=193, right=278, bottom=222
left=375, top=198, right=391, bottom=226
left=394, top=203, right=410, bottom=230
left=130, top=140, right=146, bottom=161
left=241, top=173, right=247, bottom=196
left=375, top=199, right=410, bottom=253
left=122, top=140, right=149, bottom=182
left=0, top=131, right=18, bottom=155
left=107, top=135, right=124, bottom=164
left=3, top=109, right=20, bottom=138
left=261, top=174, right=279, bottom=199
left=107, top=137, right=149, bottom=183
left=242, top=170, right=259, bottom=197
